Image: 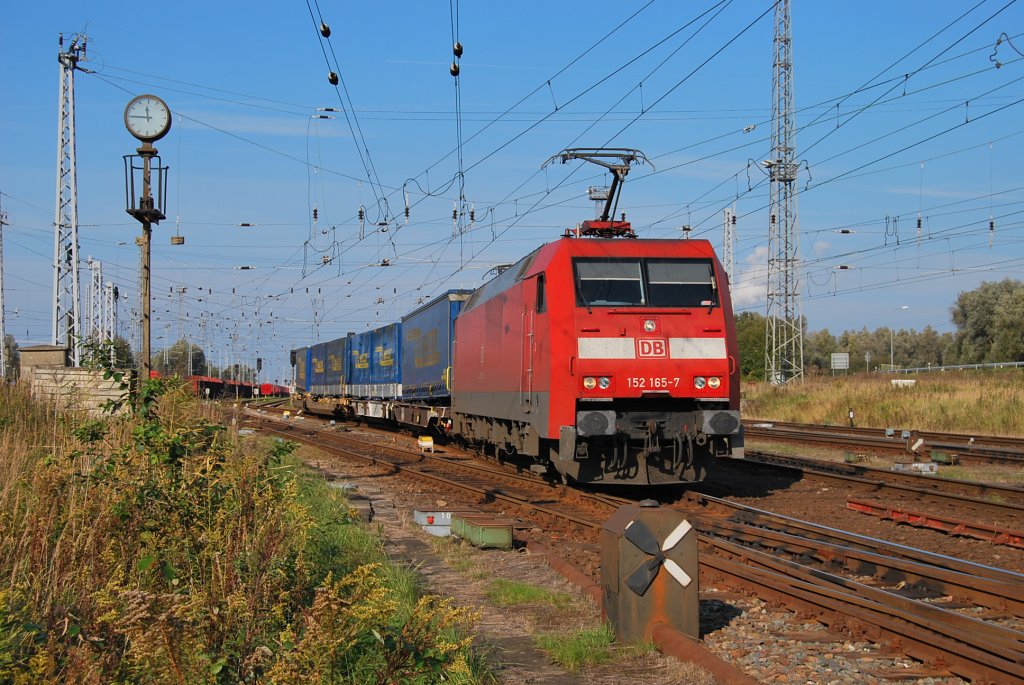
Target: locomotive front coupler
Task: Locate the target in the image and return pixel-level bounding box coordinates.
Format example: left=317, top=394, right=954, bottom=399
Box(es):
left=637, top=419, right=662, bottom=460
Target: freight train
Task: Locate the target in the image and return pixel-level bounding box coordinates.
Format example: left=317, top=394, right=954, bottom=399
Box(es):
left=180, top=376, right=289, bottom=399
left=290, top=149, right=743, bottom=486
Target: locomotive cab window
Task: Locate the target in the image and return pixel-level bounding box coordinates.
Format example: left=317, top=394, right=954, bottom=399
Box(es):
left=573, top=257, right=718, bottom=308
left=575, top=258, right=645, bottom=306
left=647, top=259, right=717, bottom=307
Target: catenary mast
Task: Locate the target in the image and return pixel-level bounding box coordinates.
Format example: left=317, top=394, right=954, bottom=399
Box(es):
left=0, top=199, right=7, bottom=380
left=53, top=34, right=87, bottom=365
left=764, top=0, right=803, bottom=384
left=723, top=207, right=735, bottom=285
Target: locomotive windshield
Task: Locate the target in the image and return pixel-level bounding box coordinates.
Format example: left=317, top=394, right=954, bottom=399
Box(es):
left=575, top=259, right=644, bottom=305
left=646, top=259, right=717, bottom=307
left=573, top=257, right=717, bottom=308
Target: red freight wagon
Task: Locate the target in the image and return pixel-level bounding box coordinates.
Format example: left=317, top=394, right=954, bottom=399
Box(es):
left=187, top=375, right=225, bottom=399
left=258, top=383, right=289, bottom=397
left=223, top=380, right=254, bottom=399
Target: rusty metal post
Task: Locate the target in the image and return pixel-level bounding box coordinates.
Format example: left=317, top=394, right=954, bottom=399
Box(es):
left=140, top=149, right=152, bottom=381
left=601, top=500, right=699, bottom=643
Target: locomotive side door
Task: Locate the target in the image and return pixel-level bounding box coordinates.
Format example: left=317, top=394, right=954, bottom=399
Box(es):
left=519, top=274, right=540, bottom=414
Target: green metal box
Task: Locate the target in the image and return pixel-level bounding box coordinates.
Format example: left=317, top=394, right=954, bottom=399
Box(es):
left=451, top=514, right=513, bottom=549
left=413, top=509, right=479, bottom=537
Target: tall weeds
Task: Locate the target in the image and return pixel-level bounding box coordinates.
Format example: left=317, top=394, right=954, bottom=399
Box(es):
left=0, top=380, right=482, bottom=684
left=742, top=370, right=1024, bottom=435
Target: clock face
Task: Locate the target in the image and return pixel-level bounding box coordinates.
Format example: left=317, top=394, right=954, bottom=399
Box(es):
left=124, top=95, right=172, bottom=142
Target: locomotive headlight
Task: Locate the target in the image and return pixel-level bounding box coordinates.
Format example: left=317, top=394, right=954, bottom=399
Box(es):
left=694, top=376, right=707, bottom=389
left=598, top=376, right=611, bottom=389
left=643, top=319, right=657, bottom=333
left=583, top=376, right=597, bottom=390
left=708, top=376, right=721, bottom=389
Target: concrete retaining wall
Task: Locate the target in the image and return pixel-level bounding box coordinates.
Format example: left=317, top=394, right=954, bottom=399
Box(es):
left=30, top=366, right=133, bottom=416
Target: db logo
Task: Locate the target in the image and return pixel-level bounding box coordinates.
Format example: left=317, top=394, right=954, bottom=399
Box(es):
left=637, top=338, right=668, bottom=358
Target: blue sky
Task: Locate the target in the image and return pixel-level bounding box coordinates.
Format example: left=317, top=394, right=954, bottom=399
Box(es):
left=2, top=1, right=1023, bottom=382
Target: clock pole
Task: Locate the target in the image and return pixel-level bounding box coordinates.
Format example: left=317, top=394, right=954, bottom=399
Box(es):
left=123, top=95, right=170, bottom=389
left=139, top=143, right=155, bottom=382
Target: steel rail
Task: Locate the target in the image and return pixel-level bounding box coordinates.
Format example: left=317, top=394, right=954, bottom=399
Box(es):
left=705, top=536, right=1024, bottom=655
left=684, top=493, right=1024, bottom=586
left=691, top=515, right=1024, bottom=617
left=255, top=419, right=603, bottom=531
left=741, top=449, right=1024, bottom=504
left=744, top=420, right=1024, bottom=465
left=747, top=419, right=1024, bottom=449
left=731, top=451, right=1024, bottom=528
left=701, top=541, right=1024, bottom=684
left=251, top=411, right=1024, bottom=681
left=848, top=497, right=1024, bottom=549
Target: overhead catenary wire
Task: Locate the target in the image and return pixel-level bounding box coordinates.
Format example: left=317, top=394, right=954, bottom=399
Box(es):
left=365, top=3, right=781, bottom=314
left=642, top=2, right=1022, bottom=238
left=90, top=4, right=1015, bottom=274
left=81, top=19, right=1024, bottom=237
left=305, top=0, right=393, bottom=228
left=14, top=4, right=1022, bottom=367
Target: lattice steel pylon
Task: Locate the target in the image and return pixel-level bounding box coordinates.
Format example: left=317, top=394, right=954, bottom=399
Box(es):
left=52, top=34, right=87, bottom=365
left=0, top=201, right=7, bottom=380
left=87, top=257, right=103, bottom=341
left=104, top=281, right=118, bottom=365
left=723, top=207, right=735, bottom=284
left=764, top=0, right=803, bottom=384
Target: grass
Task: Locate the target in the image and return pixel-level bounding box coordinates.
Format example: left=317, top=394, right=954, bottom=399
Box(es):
left=932, top=465, right=1024, bottom=487
left=418, top=520, right=668, bottom=678
left=743, top=369, right=1024, bottom=436
left=0, top=379, right=488, bottom=684
left=535, top=624, right=615, bottom=672
left=427, top=534, right=477, bottom=573
left=485, top=579, right=572, bottom=608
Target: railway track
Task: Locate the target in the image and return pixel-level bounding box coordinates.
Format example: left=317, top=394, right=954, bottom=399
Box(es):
left=249, top=412, right=613, bottom=531
left=246, top=408, right=1024, bottom=683
left=741, top=449, right=1024, bottom=503
left=734, top=450, right=1024, bottom=549
left=744, top=419, right=1024, bottom=466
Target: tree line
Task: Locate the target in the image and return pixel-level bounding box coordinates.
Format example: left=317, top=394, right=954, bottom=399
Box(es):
left=4, top=334, right=258, bottom=383
left=736, top=278, right=1024, bottom=380
left=148, top=338, right=259, bottom=381
left=6, top=279, right=1021, bottom=383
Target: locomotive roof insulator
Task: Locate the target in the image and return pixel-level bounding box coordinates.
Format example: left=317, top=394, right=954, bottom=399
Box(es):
left=576, top=220, right=635, bottom=239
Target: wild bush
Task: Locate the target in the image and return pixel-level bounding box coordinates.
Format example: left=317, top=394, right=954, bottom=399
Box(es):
left=0, top=379, right=482, bottom=684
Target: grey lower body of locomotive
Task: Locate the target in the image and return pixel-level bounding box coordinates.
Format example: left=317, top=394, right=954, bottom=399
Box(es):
left=453, top=391, right=742, bottom=486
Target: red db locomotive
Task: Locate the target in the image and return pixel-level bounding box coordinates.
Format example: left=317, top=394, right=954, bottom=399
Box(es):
left=450, top=149, right=742, bottom=485
left=290, top=149, right=742, bottom=486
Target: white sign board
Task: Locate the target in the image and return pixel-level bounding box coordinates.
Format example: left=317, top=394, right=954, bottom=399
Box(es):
left=831, top=352, right=850, bottom=370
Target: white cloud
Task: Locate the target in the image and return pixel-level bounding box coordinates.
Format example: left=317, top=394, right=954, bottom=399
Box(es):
left=731, top=245, right=768, bottom=309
